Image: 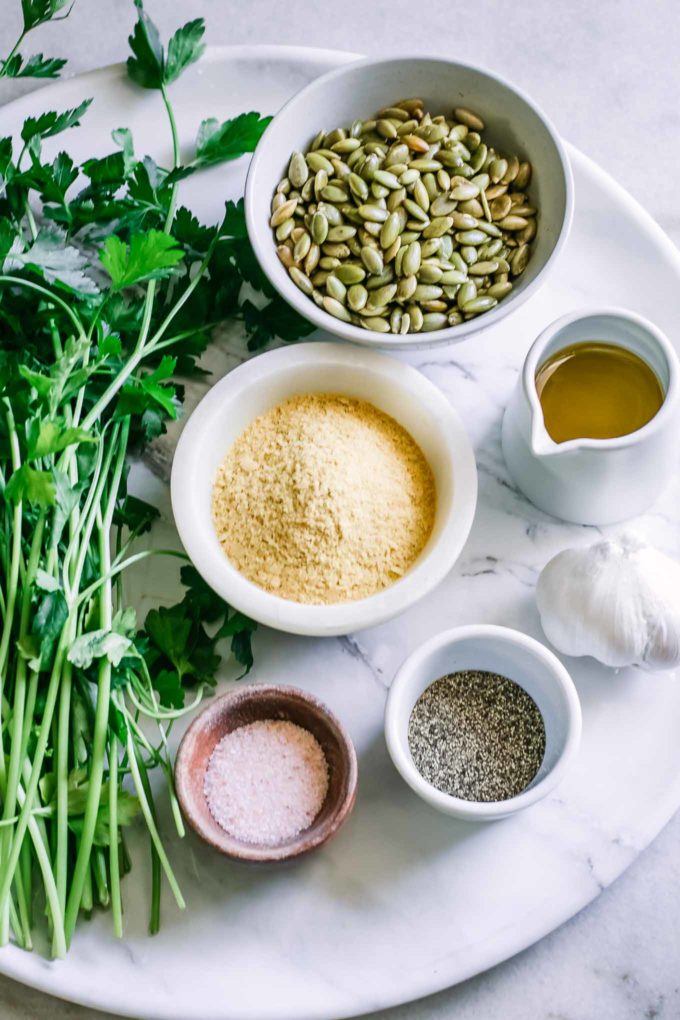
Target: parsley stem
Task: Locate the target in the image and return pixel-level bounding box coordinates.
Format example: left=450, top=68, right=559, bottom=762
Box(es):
left=64, top=420, right=128, bottom=944
left=108, top=736, right=123, bottom=938
left=0, top=31, right=26, bottom=79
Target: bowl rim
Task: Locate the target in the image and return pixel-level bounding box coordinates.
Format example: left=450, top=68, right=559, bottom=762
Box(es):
left=174, top=683, right=359, bottom=862
left=384, top=623, right=582, bottom=820
left=170, top=341, right=478, bottom=637
left=245, top=52, right=575, bottom=350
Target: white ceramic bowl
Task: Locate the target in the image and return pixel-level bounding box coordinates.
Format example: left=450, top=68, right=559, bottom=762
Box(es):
left=245, top=55, right=574, bottom=350
left=171, top=342, right=477, bottom=637
left=385, top=625, right=582, bottom=820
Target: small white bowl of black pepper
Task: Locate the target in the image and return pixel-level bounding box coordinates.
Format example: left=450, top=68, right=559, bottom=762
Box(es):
left=384, top=624, right=582, bottom=821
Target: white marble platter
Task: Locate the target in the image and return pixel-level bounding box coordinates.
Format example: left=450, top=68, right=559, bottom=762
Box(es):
left=1, top=45, right=680, bottom=1020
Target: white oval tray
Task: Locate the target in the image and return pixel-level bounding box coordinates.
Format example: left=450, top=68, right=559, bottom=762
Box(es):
left=1, top=45, right=679, bottom=1020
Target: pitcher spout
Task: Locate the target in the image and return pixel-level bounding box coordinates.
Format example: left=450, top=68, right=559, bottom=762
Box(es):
left=530, top=416, right=562, bottom=458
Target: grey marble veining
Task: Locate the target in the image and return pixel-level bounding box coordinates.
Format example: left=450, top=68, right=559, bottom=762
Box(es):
left=1, top=3, right=680, bottom=1019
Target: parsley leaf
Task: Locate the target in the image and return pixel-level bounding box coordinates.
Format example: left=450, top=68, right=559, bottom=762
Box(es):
left=2, top=52, right=67, bottom=78
left=5, top=464, right=56, bottom=506
left=100, top=230, right=184, bottom=290
left=194, top=112, right=271, bottom=167
left=21, top=0, right=71, bottom=31
left=21, top=99, right=92, bottom=145
left=4, top=229, right=100, bottom=295
left=126, top=0, right=164, bottom=90
left=113, top=494, right=160, bottom=535
left=26, top=418, right=95, bottom=459
left=127, top=3, right=206, bottom=91
left=165, top=18, right=205, bottom=84
left=242, top=295, right=316, bottom=351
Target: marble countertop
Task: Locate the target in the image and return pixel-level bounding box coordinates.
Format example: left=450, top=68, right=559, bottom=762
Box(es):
left=1, top=2, right=679, bottom=1018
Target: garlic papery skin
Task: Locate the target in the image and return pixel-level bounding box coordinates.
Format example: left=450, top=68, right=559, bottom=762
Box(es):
left=535, top=537, right=680, bottom=671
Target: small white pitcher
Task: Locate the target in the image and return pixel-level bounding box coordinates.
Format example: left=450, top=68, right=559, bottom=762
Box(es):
left=501, top=308, right=680, bottom=525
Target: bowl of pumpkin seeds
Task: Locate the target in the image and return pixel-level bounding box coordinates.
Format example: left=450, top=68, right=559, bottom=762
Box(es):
left=245, top=56, right=573, bottom=348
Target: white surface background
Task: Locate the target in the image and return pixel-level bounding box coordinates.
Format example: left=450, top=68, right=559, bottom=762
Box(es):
left=1, top=2, right=680, bottom=1018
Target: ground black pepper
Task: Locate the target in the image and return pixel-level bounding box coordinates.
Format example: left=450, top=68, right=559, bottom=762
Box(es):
left=408, top=670, right=546, bottom=802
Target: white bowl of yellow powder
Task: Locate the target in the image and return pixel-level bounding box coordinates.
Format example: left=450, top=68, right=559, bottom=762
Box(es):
left=171, top=343, right=477, bottom=636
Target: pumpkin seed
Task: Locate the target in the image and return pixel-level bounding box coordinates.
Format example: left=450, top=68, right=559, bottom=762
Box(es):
left=276, top=244, right=294, bottom=268
left=397, top=274, right=418, bottom=300
left=402, top=241, right=422, bottom=276
left=322, top=242, right=350, bottom=259
left=304, top=243, right=320, bottom=275
left=518, top=219, right=537, bottom=243
left=511, top=244, right=530, bottom=275
left=418, top=263, right=443, bottom=284
left=335, top=264, right=366, bottom=285
left=409, top=158, right=442, bottom=171
left=371, top=283, right=398, bottom=306
left=383, top=236, right=401, bottom=262
left=400, top=312, right=411, bottom=335
left=450, top=182, right=479, bottom=201
left=469, top=260, right=499, bottom=276
left=358, top=204, right=389, bottom=223
left=294, top=232, right=312, bottom=262
left=514, top=161, right=532, bottom=190
left=440, top=269, right=468, bottom=285
left=423, top=216, right=454, bottom=239
left=289, top=265, right=313, bottom=295
left=270, top=198, right=298, bottom=228
left=318, top=201, right=342, bottom=226
left=403, top=198, right=429, bottom=223
left=431, top=196, right=456, bottom=217
left=348, top=172, right=369, bottom=200
left=323, top=295, right=352, bottom=322
left=487, top=281, right=513, bottom=299
left=489, top=158, right=508, bottom=184
left=421, top=312, right=448, bottom=331
left=361, top=246, right=384, bottom=275
left=477, top=219, right=502, bottom=238
left=457, top=281, right=477, bottom=308
left=413, top=284, right=443, bottom=302
left=376, top=211, right=399, bottom=250
left=347, top=284, right=369, bottom=311
left=362, top=315, right=391, bottom=333
left=502, top=155, right=519, bottom=184
left=275, top=218, right=295, bottom=241
left=454, top=107, right=485, bottom=131
left=307, top=152, right=334, bottom=174
left=332, top=138, right=361, bottom=155
left=326, top=274, right=347, bottom=303
left=463, top=295, right=498, bottom=314
left=498, top=215, right=529, bottom=231
left=373, top=169, right=401, bottom=190
left=376, top=119, right=398, bottom=139
left=455, top=229, right=487, bottom=245
left=288, top=152, right=309, bottom=189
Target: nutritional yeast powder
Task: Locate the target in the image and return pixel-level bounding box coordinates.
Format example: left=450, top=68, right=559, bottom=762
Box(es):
left=211, top=394, right=436, bottom=604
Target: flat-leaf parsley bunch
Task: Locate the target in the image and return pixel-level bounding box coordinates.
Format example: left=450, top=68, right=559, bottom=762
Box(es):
left=0, top=0, right=312, bottom=955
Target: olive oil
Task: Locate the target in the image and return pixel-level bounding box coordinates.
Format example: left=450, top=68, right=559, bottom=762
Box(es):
left=535, top=342, right=664, bottom=443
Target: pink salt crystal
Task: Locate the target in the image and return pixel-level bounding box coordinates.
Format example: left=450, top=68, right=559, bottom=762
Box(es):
left=203, top=719, right=329, bottom=846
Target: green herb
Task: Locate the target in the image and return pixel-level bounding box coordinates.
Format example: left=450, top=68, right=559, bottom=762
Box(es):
left=0, top=0, right=70, bottom=80
left=0, top=0, right=308, bottom=955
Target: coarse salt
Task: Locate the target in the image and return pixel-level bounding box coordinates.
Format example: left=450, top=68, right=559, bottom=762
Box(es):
left=204, top=719, right=329, bottom=846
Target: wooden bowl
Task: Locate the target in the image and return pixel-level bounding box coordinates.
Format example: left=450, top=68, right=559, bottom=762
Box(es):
left=174, top=684, right=358, bottom=862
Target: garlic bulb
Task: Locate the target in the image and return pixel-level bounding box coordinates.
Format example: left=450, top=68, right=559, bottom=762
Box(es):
left=535, top=537, right=680, bottom=671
